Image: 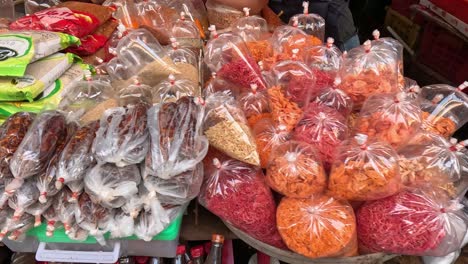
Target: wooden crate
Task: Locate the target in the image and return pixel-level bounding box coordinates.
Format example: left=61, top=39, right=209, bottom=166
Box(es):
left=384, top=8, right=421, bottom=48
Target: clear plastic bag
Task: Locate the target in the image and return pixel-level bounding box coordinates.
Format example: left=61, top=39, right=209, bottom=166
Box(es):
left=357, top=188, right=468, bottom=256
left=0, top=208, right=13, bottom=240
left=328, top=134, right=401, bottom=201
left=167, top=39, right=199, bottom=84
left=355, top=92, right=422, bottom=148
left=108, top=209, right=134, bottom=238
left=277, top=195, right=358, bottom=258
left=146, top=96, right=207, bottom=179
left=75, top=192, right=112, bottom=245
left=42, top=204, right=59, bottom=237
left=56, top=121, right=100, bottom=197
left=4, top=214, right=34, bottom=242
left=8, top=179, right=39, bottom=221
left=271, top=25, right=321, bottom=58
left=205, top=0, right=243, bottom=30
left=166, top=0, right=208, bottom=36
left=25, top=199, right=52, bottom=227
left=237, top=84, right=271, bottom=128
left=92, top=102, right=149, bottom=167
left=267, top=86, right=303, bottom=133
left=171, top=12, right=203, bottom=49
left=305, top=37, right=342, bottom=73
left=420, top=82, right=468, bottom=137
left=9, top=111, right=67, bottom=182
left=122, top=193, right=144, bottom=219
left=254, top=118, right=291, bottom=168
left=288, top=1, right=325, bottom=41
left=314, top=78, right=353, bottom=117
left=198, top=151, right=285, bottom=248
left=104, top=0, right=139, bottom=29
left=54, top=188, right=77, bottom=234
left=84, top=163, right=141, bottom=208
left=153, top=74, right=199, bottom=104
left=293, top=103, right=348, bottom=169
left=204, top=92, right=260, bottom=166
left=232, top=8, right=268, bottom=42
left=403, top=77, right=421, bottom=101
left=372, top=30, right=404, bottom=89
left=24, top=0, right=61, bottom=15
left=339, top=40, right=400, bottom=109
left=203, top=73, right=240, bottom=98
left=266, top=141, right=326, bottom=197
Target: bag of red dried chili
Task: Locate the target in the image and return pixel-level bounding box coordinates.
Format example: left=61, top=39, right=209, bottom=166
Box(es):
left=198, top=150, right=286, bottom=249
left=10, top=2, right=113, bottom=38
left=357, top=188, right=468, bottom=256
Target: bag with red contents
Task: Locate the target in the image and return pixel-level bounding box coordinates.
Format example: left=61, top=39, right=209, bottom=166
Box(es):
left=75, top=192, right=112, bottom=245
left=304, top=38, right=342, bottom=89
left=204, top=29, right=266, bottom=90
left=355, top=92, right=422, bottom=148
left=339, top=40, right=399, bottom=109
left=293, top=102, right=348, bottom=169
left=420, top=82, right=468, bottom=138
left=357, top=188, right=468, bottom=256
left=66, top=19, right=119, bottom=56
left=198, top=150, right=285, bottom=248
left=314, top=77, right=353, bottom=116
left=288, top=1, right=325, bottom=41
left=10, top=2, right=113, bottom=38
left=328, top=134, right=401, bottom=201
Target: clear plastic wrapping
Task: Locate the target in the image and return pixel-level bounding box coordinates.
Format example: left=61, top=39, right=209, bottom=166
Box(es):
left=75, top=192, right=112, bottom=245
left=199, top=151, right=285, bottom=248
left=8, top=179, right=39, bottom=221
left=204, top=92, right=260, bottom=166
left=153, top=74, right=199, bottom=104
left=84, top=163, right=141, bottom=208
left=266, top=141, right=326, bottom=197
left=267, top=86, right=303, bottom=133
left=54, top=188, right=77, bottom=234
left=167, top=39, right=199, bottom=84
left=357, top=188, right=468, bottom=256
left=42, top=203, right=59, bottom=237
left=314, top=78, right=353, bottom=117
left=355, top=92, right=422, bottom=148
left=237, top=84, right=271, bottom=128
left=271, top=25, right=321, bottom=58
left=254, top=118, right=291, bottom=168
left=372, top=30, right=404, bottom=89
left=232, top=8, right=268, bottom=42
left=10, top=111, right=66, bottom=182
left=108, top=209, right=134, bottom=238
left=146, top=96, right=207, bottom=179
left=277, top=195, right=358, bottom=258
left=328, top=134, right=401, bottom=201
left=288, top=1, right=325, bottom=41
left=305, top=37, right=342, bottom=73
left=3, top=214, right=34, bottom=242
left=166, top=0, right=208, bottom=36
left=205, top=0, right=243, bottom=30
left=25, top=199, right=52, bottom=227
left=171, top=13, right=203, bottom=49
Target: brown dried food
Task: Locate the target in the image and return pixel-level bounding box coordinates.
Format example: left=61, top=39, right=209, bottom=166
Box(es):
left=9, top=111, right=66, bottom=180
left=76, top=192, right=110, bottom=226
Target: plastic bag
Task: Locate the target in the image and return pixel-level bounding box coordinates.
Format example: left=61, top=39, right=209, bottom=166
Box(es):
left=277, top=195, right=358, bottom=258
left=108, top=209, right=134, bottom=238
left=267, top=86, right=303, bottom=133
left=205, top=0, right=242, bottom=30
left=54, top=188, right=77, bottom=234
left=305, top=37, right=342, bottom=73
left=232, top=8, right=268, bottom=42
left=167, top=39, right=199, bottom=84
left=122, top=193, right=143, bottom=218
left=166, top=0, right=208, bottom=36
left=9, top=111, right=66, bottom=182
left=143, top=163, right=203, bottom=205
left=107, top=0, right=140, bottom=30
left=25, top=199, right=52, bottom=227
left=146, top=96, right=207, bottom=179
left=203, top=73, right=240, bottom=98
left=0, top=208, right=13, bottom=240
left=75, top=192, right=112, bottom=245
left=357, top=188, right=468, bottom=256
left=314, top=78, right=353, bottom=117
left=293, top=103, right=348, bottom=169
left=8, top=179, right=39, bottom=221
left=171, top=12, right=203, bottom=49
left=339, top=40, right=399, bottom=109
left=25, top=0, right=61, bottom=14
left=372, top=30, right=404, bottom=89
left=266, top=141, right=326, bottom=197
left=85, top=163, right=140, bottom=208
left=37, top=122, right=78, bottom=204
left=3, top=214, right=34, bottom=241
left=56, top=121, right=100, bottom=198
left=204, top=92, right=260, bottom=166
left=420, top=82, right=468, bottom=137
left=92, top=102, right=149, bottom=167
left=253, top=118, right=291, bottom=168
left=328, top=134, right=401, bottom=201
left=355, top=92, right=422, bottom=148
left=271, top=25, right=321, bottom=58
left=42, top=203, right=59, bottom=237
left=66, top=19, right=119, bottom=57
left=288, top=1, right=325, bottom=41
left=153, top=74, right=199, bottom=104
left=237, top=84, right=271, bottom=128
left=199, top=151, right=285, bottom=248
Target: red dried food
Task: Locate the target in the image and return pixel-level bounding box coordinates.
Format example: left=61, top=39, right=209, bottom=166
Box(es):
left=217, top=56, right=266, bottom=91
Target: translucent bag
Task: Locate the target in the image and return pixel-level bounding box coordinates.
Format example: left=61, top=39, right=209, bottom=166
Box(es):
left=266, top=141, right=326, bottom=198
left=108, top=209, right=134, bottom=238
left=267, top=86, right=303, bottom=133
left=85, top=163, right=141, bottom=208
left=166, top=0, right=209, bottom=35
left=0, top=208, right=13, bottom=240
left=8, top=179, right=40, bottom=221
left=254, top=118, right=291, bottom=168
left=9, top=111, right=67, bottom=182
left=403, top=77, right=421, bottom=101
left=105, top=0, right=140, bottom=30
left=420, top=82, right=468, bottom=137
left=24, top=0, right=61, bottom=15
left=167, top=39, right=199, bottom=84
left=203, top=73, right=240, bottom=98
left=357, top=188, right=468, bottom=256
left=171, top=12, right=203, bottom=49
left=271, top=25, right=321, bottom=58
left=56, top=121, right=100, bottom=196
left=143, top=163, right=203, bottom=205
left=237, top=84, right=271, bottom=128
left=277, top=195, right=358, bottom=258
left=271, top=60, right=318, bottom=107
left=231, top=7, right=268, bottom=42
left=328, top=134, right=401, bottom=201
left=3, top=214, right=34, bottom=242
left=25, top=199, right=52, bottom=227
left=92, top=102, right=150, bottom=167
left=205, top=0, right=243, bottom=30
left=54, top=188, right=77, bottom=234
left=153, top=74, right=199, bottom=104
left=372, top=30, right=404, bottom=89
left=75, top=193, right=112, bottom=245
left=146, top=96, right=207, bottom=179
left=198, top=152, right=285, bottom=248
left=314, top=78, right=353, bottom=117
left=305, top=37, right=342, bottom=73
left=293, top=103, right=348, bottom=169
left=204, top=92, right=260, bottom=166
left=355, top=92, right=422, bottom=148
left=42, top=204, right=59, bottom=237
left=288, top=1, right=325, bottom=41
left=339, top=40, right=399, bottom=109
left=204, top=30, right=266, bottom=90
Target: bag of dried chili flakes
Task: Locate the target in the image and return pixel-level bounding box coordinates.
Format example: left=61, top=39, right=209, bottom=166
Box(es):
left=198, top=149, right=286, bottom=249
left=328, top=134, right=401, bottom=201
left=357, top=188, right=468, bottom=256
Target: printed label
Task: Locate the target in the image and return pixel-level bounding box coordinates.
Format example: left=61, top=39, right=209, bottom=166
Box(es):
left=0, top=36, right=31, bottom=60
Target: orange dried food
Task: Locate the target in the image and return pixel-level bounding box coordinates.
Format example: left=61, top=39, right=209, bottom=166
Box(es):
left=277, top=195, right=358, bottom=258
left=247, top=112, right=272, bottom=128
left=421, top=111, right=457, bottom=138
left=266, top=141, right=326, bottom=197
left=246, top=40, right=274, bottom=62
left=254, top=118, right=291, bottom=168
left=281, top=34, right=322, bottom=58
left=328, top=134, right=401, bottom=201
left=267, top=86, right=303, bottom=132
